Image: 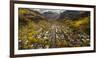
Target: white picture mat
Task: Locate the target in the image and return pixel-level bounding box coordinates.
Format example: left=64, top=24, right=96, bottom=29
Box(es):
left=14, top=4, right=94, bottom=55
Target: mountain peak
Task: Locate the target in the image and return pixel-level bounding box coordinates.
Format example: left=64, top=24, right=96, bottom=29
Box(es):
left=42, top=11, right=60, bottom=20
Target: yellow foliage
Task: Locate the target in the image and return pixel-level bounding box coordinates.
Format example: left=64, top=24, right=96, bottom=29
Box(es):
left=73, top=17, right=89, bottom=27
left=19, top=8, right=29, bottom=14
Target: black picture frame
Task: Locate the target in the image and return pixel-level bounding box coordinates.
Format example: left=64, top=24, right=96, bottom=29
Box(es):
left=10, top=1, right=96, bottom=58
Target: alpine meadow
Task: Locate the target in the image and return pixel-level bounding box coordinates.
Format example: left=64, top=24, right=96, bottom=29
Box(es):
left=18, top=8, right=90, bottom=50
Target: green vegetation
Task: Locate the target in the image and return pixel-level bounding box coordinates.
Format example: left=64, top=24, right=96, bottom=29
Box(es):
left=18, top=8, right=90, bottom=50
